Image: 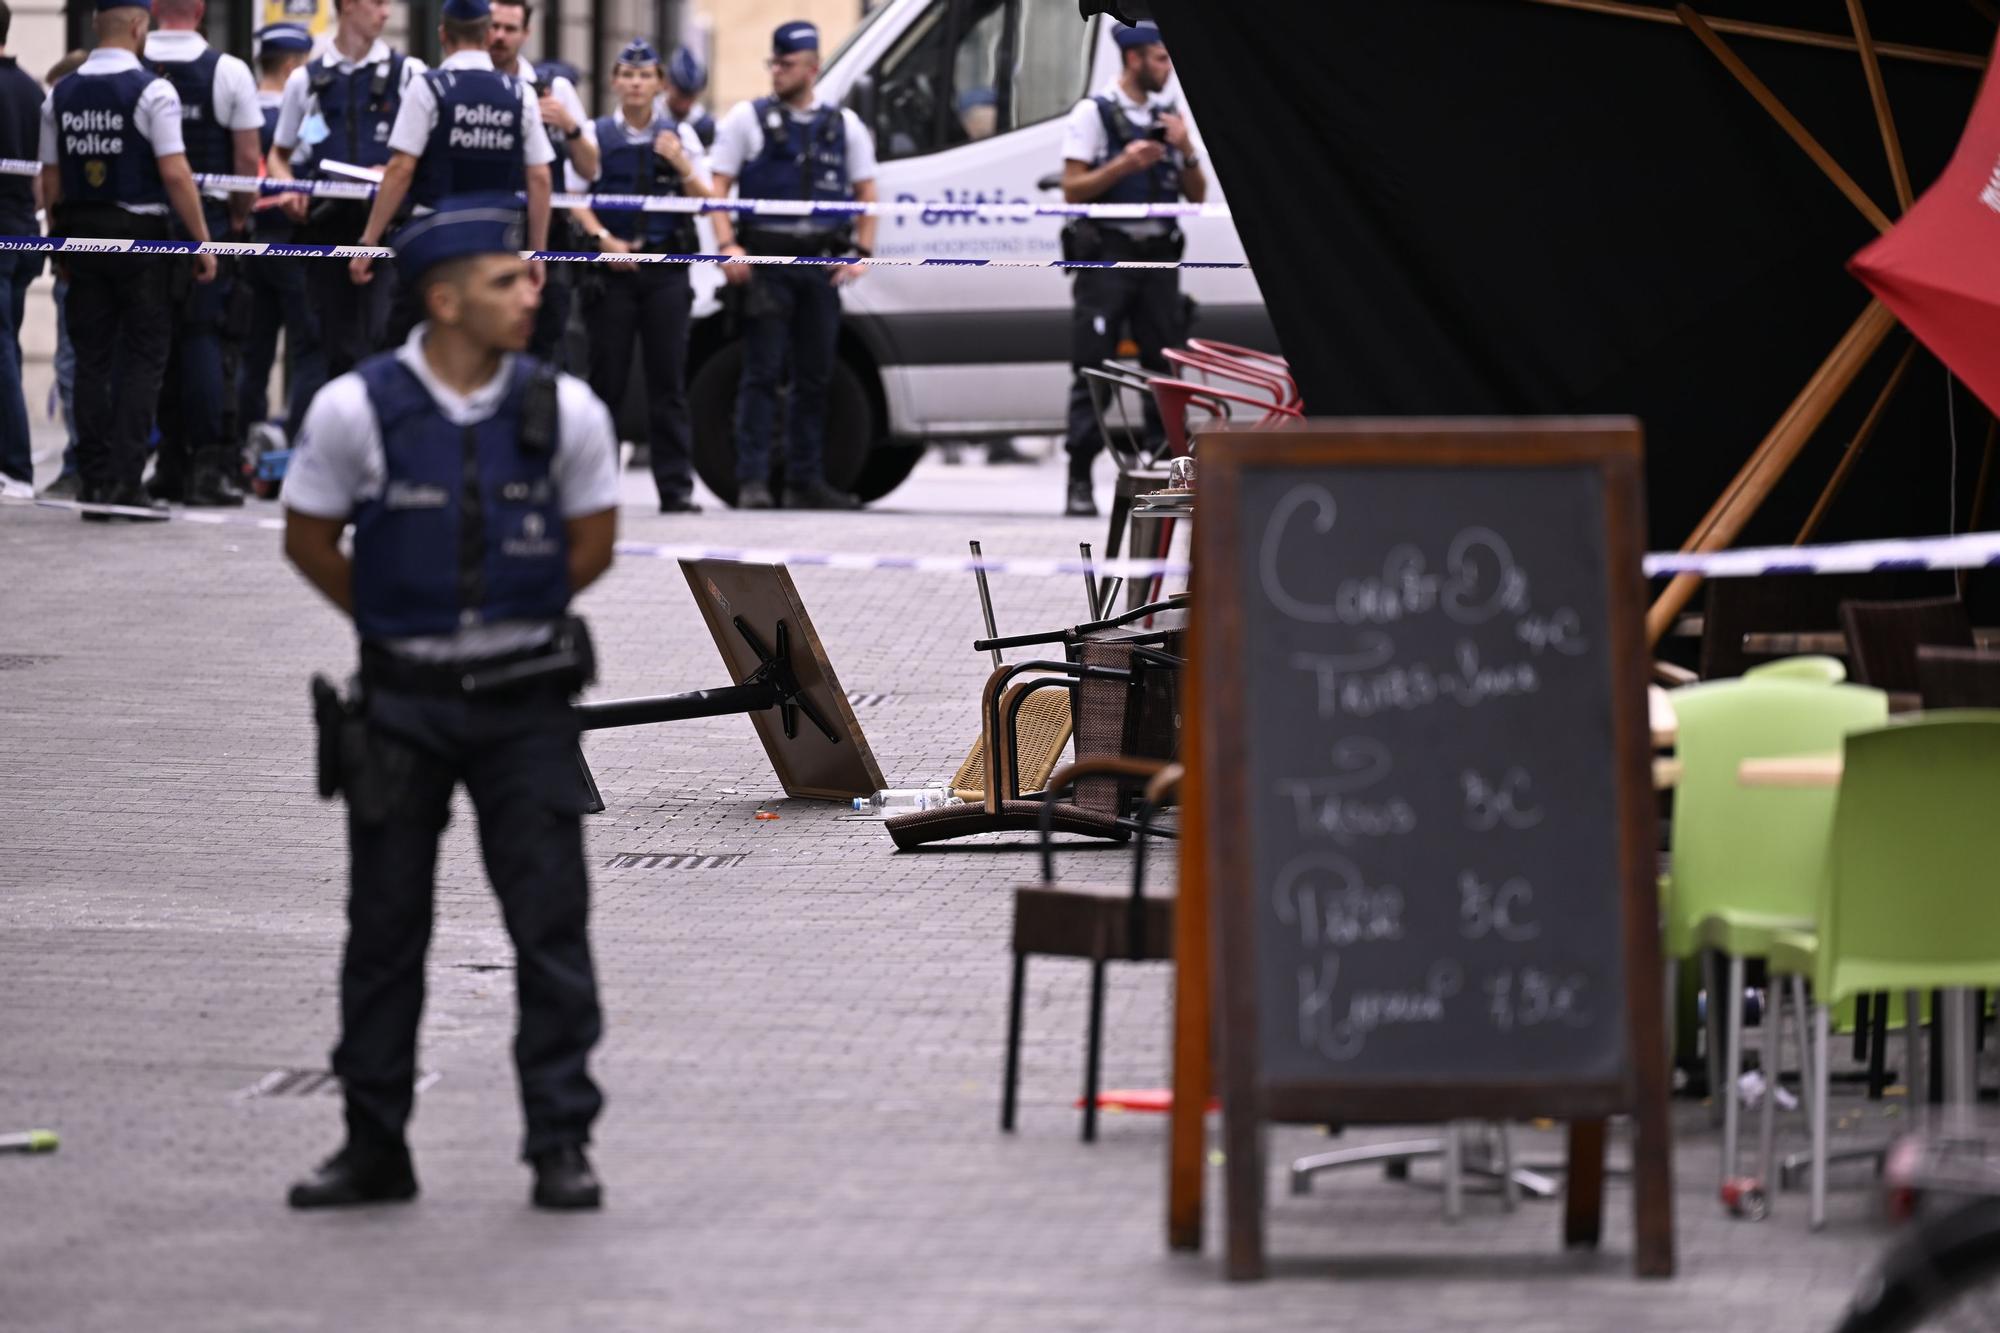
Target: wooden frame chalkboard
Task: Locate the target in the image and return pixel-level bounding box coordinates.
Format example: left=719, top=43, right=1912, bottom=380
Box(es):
left=1191, top=420, right=1672, bottom=1281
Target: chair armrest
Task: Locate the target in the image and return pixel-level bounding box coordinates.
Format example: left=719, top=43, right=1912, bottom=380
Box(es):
left=1039, top=757, right=1173, bottom=885
left=1652, top=660, right=1698, bottom=687
left=1145, top=762, right=1185, bottom=808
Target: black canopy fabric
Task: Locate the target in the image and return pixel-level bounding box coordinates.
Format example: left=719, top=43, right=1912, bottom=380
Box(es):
left=1149, top=0, right=1992, bottom=547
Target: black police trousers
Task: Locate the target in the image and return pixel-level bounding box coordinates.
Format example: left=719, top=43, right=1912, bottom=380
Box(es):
left=585, top=263, right=694, bottom=506
left=333, top=682, right=603, bottom=1162
left=1062, top=266, right=1181, bottom=479
left=65, top=252, right=172, bottom=494
left=309, top=253, right=397, bottom=382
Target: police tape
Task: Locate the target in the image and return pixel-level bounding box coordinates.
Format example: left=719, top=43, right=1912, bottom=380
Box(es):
left=0, top=233, right=1246, bottom=272
left=0, top=157, right=1230, bottom=222
left=7, top=491, right=2000, bottom=583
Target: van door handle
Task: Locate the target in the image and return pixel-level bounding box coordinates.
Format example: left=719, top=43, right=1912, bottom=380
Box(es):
left=1035, top=172, right=1063, bottom=192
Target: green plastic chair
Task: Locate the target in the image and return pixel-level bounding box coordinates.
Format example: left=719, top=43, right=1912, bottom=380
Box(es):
left=1761, top=712, right=2000, bottom=1229
left=1661, top=677, right=1888, bottom=1189
left=1744, top=655, right=1848, bottom=685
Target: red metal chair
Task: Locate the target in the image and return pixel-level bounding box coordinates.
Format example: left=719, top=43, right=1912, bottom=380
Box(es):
left=1162, top=346, right=1296, bottom=412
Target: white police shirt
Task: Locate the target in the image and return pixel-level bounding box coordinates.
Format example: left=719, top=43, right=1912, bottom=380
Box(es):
left=142, top=30, right=264, bottom=203
left=271, top=38, right=428, bottom=157
left=567, top=112, right=708, bottom=192
left=1060, top=82, right=1197, bottom=239
left=516, top=59, right=588, bottom=147
left=709, top=96, right=875, bottom=236
left=387, top=49, right=554, bottom=217
left=37, top=48, right=185, bottom=216
left=284, top=323, right=620, bottom=662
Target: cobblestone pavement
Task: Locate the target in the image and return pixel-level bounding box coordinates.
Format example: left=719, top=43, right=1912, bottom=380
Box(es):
left=0, top=445, right=1984, bottom=1332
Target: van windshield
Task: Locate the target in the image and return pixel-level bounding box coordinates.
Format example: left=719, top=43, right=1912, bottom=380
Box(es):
left=826, top=1, right=899, bottom=69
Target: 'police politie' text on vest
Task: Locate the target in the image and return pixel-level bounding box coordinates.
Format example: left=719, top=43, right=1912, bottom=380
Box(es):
left=449, top=99, right=516, bottom=151
left=61, top=106, right=131, bottom=157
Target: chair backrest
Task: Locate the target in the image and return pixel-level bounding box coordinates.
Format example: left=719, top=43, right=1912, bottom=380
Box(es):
left=1073, top=636, right=1181, bottom=814
left=1696, top=573, right=1955, bottom=680
left=1816, top=713, right=2000, bottom=1004
left=1743, top=654, right=1847, bottom=685
left=1916, top=646, right=2000, bottom=710
left=1840, top=596, right=1974, bottom=695
left=1664, top=677, right=1889, bottom=957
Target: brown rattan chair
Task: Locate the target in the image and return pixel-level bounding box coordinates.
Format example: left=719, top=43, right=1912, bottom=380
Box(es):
left=1917, top=645, right=2000, bottom=709
left=1840, top=596, right=1975, bottom=700
left=1696, top=573, right=1950, bottom=680
left=886, top=625, right=1183, bottom=851
left=1002, top=759, right=1181, bottom=1142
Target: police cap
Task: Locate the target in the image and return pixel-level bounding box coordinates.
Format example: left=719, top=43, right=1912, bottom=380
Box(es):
left=1112, top=21, right=1164, bottom=52
left=255, top=22, right=313, bottom=55
left=668, top=46, right=707, bottom=93
left=616, top=37, right=661, bottom=69
left=771, top=21, right=819, bottom=55
left=392, top=195, right=526, bottom=285
left=441, top=0, right=491, bottom=21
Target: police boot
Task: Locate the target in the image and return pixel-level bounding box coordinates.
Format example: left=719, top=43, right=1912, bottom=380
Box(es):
left=736, top=480, right=775, bottom=510
left=145, top=462, right=187, bottom=504
left=529, top=1144, right=602, bottom=1211
left=287, top=1143, right=419, bottom=1209
left=785, top=478, right=860, bottom=511
left=184, top=448, right=246, bottom=508
left=1064, top=476, right=1099, bottom=518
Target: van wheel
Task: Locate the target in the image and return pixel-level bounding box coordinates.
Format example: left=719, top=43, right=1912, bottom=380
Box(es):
left=691, top=343, right=876, bottom=507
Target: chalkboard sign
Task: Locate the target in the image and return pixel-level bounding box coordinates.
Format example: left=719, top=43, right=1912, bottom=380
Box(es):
left=1194, top=421, right=1671, bottom=1280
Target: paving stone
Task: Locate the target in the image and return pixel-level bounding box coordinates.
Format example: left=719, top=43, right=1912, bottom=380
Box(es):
left=0, top=447, right=1974, bottom=1330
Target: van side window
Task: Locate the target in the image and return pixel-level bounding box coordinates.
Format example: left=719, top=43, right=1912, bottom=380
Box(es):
left=861, top=0, right=1095, bottom=162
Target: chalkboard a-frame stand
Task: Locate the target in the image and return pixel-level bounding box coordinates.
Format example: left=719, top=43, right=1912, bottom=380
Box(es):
left=1196, top=420, right=1673, bottom=1281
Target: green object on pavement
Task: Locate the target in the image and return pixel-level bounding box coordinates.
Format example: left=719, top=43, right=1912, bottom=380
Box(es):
left=0, top=1129, right=58, bottom=1153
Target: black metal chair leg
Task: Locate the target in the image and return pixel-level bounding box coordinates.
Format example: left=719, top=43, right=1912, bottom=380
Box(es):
left=1002, top=952, right=1026, bottom=1132
left=1854, top=993, right=1871, bottom=1062
left=1869, top=991, right=1890, bottom=1099
left=1082, top=958, right=1107, bottom=1143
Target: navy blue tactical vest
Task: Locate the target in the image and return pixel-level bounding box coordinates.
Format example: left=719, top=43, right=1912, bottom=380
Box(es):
left=1091, top=94, right=1181, bottom=207
left=737, top=96, right=849, bottom=237
left=690, top=110, right=715, bottom=149
left=52, top=67, right=166, bottom=209
left=413, top=68, right=526, bottom=210
left=351, top=353, right=570, bottom=641
left=304, top=51, right=405, bottom=173
left=258, top=97, right=280, bottom=157
left=590, top=114, right=695, bottom=250
left=148, top=48, right=230, bottom=176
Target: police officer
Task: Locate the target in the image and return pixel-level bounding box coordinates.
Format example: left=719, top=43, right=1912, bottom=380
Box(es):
left=40, top=0, right=217, bottom=522
left=486, top=0, right=595, bottom=365
left=281, top=196, right=618, bottom=1212
left=145, top=0, right=263, bottom=508
left=348, top=0, right=553, bottom=338
left=658, top=47, right=714, bottom=149
left=709, top=20, right=877, bottom=511
left=267, top=0, right=426, bottom=384
left=237, top=21, right=323, bottom=457
left=1056, top=20, right=1205, bottom=518
left=568, top=39, right=711, bottom=514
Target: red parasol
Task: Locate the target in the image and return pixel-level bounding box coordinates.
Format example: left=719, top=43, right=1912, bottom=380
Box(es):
left=1851, top=47, right=2000, bottom=417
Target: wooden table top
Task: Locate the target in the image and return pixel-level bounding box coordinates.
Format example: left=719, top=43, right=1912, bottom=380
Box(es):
left=1736, top=754, right=1843, bottom=788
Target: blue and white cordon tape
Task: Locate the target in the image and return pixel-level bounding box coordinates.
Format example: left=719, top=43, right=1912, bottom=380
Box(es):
left=0, top=157, right=1229, bottom=223
left=0, top=233, right=1245, bottom=273
left=6, top=492, right=1998, bottom=582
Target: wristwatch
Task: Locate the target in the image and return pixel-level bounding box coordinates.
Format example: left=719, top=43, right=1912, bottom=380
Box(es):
left=563, top=125, right=583, bottom=142
left=591, top=229, right=612, bottom=245
left=852, top=246, right=873, bottom=259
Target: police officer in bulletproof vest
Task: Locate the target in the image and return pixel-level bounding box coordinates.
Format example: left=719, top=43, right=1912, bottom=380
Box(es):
left=41, top=0, right=218, bottom=522
left=709, top=20, right=878, bottom=512
left=238, top=22, right=322, bottom=459
left=348, top=0, right=553, bottom=344
left=485, top=0, right=595, bottom=366
left=144, top=0, right=262, bottom=509
left=1057, top=20, right=1205, bottom=519
left=282, top=196, right=618, bottom=1212
left=568, top=39, right=714, bottom=515
left=267, top=0, right=426, bottom=384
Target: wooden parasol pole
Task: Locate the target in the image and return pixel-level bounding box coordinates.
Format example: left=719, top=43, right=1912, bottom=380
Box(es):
left=1646, top=301, right=1898, bottom=643
left=1521, top=0, right=1988, bottom=71
left=1677, top=4, right=1894, bottom=234
left=1846, top=0, right=1915, bottom=212
left=1794, top=341, right=1916, bottom=543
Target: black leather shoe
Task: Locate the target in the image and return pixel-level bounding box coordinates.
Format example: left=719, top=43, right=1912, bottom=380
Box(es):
left=101, top=484, right=170, bottom=522
left=530, top=1144, right=602, bottom=1210
left=287, top=1146, right=419, bottom=1209
left=1064, top=477, right=1098, bottom=518
left=145, top=470, right=185, bottom=504
left=77, top=481, right=109, bottom=522
left=658, top=495, right=703, bottom=514
left=736, top=480, right=775, bottom=510
left=985, top=438, right=1033, bottom=465
left=785, top=479, right=860, bottom=511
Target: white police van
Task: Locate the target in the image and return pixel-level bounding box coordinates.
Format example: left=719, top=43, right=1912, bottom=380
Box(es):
left=681, top=0, right=1274, bottom=504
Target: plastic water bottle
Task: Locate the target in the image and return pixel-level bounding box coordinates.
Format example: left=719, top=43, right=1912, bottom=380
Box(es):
left=852, top=787, right=959, bottom=817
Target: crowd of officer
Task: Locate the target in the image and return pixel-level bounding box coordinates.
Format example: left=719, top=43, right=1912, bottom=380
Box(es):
left=24, top=0, right=879, bottom=521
